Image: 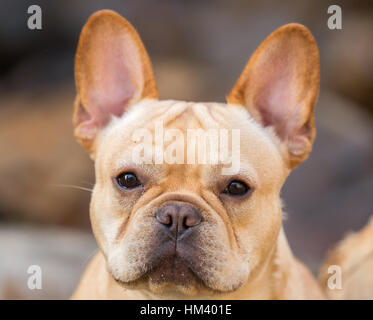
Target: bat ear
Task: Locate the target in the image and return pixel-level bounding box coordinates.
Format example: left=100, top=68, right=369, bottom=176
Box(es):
left=73, top=10, right=157, bottom=153
left=227, top=24, right=320, bottom=168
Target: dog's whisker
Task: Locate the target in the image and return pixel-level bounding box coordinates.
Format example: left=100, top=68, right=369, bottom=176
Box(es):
left=50, top=184, right=93, bottom=193
left=81, top=180, right=95, bottom=187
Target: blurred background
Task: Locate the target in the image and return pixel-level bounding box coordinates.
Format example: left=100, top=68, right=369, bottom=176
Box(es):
left=0, top=0, right=372, bottom=299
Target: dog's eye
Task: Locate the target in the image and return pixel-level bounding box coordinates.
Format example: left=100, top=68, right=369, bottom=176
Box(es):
left=224, top=180, right=250, bottom=196
left=116, top=172, right=141, bottom=189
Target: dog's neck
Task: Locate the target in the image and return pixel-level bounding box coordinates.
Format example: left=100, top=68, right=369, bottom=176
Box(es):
left=99, top=228, right=300, bottom=299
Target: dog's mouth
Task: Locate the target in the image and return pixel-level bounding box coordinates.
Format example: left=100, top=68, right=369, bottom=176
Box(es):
left=147, top=255, right=197, bottom=285
left=111, top=253, right=211, bottom=295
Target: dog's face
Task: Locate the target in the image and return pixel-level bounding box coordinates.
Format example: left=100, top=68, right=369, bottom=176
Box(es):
left=91, top=100, right=286, bottom=295
left=73, top=10, right=319, bottom=296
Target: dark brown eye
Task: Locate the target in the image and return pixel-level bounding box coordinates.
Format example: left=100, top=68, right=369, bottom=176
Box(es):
left=224, top=180, right=250, bottom=196
left=116, top=172, right=141, bottom=189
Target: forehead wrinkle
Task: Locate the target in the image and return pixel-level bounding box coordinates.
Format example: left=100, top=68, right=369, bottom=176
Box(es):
left=159, top=101, right=191, bottom=126
left=192, top=103, right=221, bottom=129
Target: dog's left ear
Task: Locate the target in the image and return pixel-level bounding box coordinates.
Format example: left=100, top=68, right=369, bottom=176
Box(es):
left=227, top=24, right=320, bottom=168
left=73, top=10, right=158, bottom=153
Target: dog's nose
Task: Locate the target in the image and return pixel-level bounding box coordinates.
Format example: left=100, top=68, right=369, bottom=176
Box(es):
left=155, top=203, right=202, bottom=238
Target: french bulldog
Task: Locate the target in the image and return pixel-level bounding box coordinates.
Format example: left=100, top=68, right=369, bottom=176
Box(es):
left=72, top=10, right=324, bottom=299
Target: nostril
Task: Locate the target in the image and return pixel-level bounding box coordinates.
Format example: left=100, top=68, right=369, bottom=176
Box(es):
left=180, top=208, right=202, bottom=229
left=162, top=214, right=172, bottom=226
left=155, top=206, right=176, bottom=227
left=156, top=211, right=171, bottom=226
left=184, top=214, right=199, bottom=228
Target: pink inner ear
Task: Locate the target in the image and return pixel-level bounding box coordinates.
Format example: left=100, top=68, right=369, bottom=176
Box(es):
left=79, top=30, right=143, bottom=130
left=87, top=81, right=136, bottom=127
left=253, top=61, right=299, bottom=140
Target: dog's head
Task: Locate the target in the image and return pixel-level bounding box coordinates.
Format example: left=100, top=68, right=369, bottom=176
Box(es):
left=73, top=10, right=319, bottom=296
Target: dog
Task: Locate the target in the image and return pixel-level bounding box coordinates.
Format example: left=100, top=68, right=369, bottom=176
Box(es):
left=71, top=9, right=325, bottom=299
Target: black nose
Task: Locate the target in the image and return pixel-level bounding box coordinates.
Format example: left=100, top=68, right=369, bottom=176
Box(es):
left=155, top=203, right=202, bottom=238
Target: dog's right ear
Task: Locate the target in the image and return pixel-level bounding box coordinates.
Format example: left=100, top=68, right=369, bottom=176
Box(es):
left=73, top=10, right=157, bottom=153
left=227, top=24, right=319, bottom=169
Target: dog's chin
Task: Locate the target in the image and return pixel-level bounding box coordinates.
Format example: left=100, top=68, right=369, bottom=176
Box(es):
left=111, top=256, right=223, bottom=297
